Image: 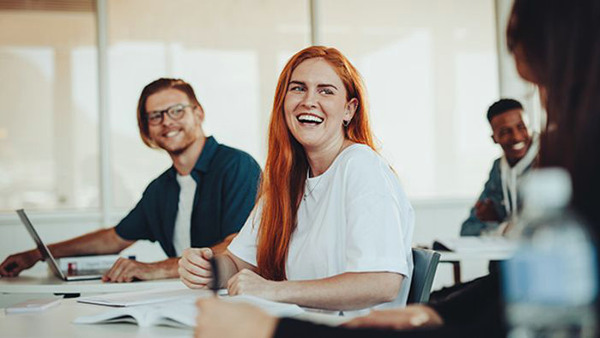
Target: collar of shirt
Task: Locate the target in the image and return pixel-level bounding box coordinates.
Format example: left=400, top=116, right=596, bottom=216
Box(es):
left=167, top=136, right=219, bottom=180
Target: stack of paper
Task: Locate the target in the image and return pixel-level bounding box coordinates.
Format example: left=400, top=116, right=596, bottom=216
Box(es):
left=77, top=285, right=207, bottom=307
left=74, top=293, right=304, bottom=328
left=223, top=295, right=305, bottom=317
left=5, top=298, right=61, bottom=314
left=74, top=299, right=197, bottom=328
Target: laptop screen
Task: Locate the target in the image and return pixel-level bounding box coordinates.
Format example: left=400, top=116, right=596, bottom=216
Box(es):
left=16, top=209, right=66, bottom=279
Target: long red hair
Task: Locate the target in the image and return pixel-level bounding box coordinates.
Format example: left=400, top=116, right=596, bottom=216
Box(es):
left=257, top=46, right=376, bottom=280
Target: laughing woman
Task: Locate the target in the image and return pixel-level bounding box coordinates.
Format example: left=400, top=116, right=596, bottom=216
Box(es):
left=178, top=46, right=414, bottom=313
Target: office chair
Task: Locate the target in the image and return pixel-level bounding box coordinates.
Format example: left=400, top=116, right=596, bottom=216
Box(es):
left=407, top=248, right=441, bottom=304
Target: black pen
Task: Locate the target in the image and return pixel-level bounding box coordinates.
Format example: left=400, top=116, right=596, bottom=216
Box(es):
left=208, top=256, right=220, bottom=296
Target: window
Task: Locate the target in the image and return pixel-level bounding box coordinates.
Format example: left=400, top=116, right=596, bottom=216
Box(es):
left=1, top=0, right=508, bottom=217
left=0, top=2, right=99, bottom=211
left=318, top=0, right=500, bottom=199
left=106, top=0, right=310, bottom=208
left=0, top=0, right=310, bottom=214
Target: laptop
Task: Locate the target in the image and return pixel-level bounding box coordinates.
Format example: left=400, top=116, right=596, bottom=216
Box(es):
left=16, top=209, right=108, bottom=281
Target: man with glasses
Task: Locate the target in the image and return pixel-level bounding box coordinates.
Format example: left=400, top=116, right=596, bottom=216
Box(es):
left=0, top=78, right=261, bottom=282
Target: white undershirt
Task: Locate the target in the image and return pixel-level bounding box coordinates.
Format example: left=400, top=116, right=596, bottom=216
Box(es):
left=500, top=133, right=540, bottom=223
left=229, top=144, right=414, bottom=314
left=173, top=174, right=197, bottom=256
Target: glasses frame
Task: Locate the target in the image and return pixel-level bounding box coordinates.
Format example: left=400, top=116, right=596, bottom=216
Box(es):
left=146, top=103, right=193, bottom=126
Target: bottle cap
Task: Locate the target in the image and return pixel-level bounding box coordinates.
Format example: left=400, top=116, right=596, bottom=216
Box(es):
left=522, top=168, right=572, bottom=210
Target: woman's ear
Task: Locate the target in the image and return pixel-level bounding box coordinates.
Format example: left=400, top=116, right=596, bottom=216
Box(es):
left=344, top=98, right=358, bottom=122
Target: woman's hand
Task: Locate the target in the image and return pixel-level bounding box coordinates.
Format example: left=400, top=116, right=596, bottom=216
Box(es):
left=178, top=248, right=213, bottom=289
left=227, top=268, right=282, bottom=300
left=343, top=304, right=444, bottom=330
left=196, top=298, right=278, bottom=338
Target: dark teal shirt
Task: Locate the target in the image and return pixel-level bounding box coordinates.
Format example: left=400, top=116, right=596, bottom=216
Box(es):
left=115, top=136, right=261, bottom=257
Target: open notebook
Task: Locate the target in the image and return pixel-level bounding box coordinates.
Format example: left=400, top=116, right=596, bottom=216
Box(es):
left=73, top=295, right=304, bottom=328
left=74, top=299, right=198, bottom=328
left=77, top=285, right=209, bottom=307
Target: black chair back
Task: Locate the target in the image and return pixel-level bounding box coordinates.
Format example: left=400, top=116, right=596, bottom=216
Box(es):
left=408, top=248, right=441, bottom=304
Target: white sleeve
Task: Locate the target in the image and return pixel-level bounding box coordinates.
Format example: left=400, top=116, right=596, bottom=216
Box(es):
left=227, top=204, right=262, bottom=267
left=343, top=153, right=410, bottom=276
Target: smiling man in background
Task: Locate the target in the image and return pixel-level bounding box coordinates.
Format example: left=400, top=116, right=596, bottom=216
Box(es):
left=460, top=98, right=539, bottom=236
left=0, top=78, right=261, bottom=282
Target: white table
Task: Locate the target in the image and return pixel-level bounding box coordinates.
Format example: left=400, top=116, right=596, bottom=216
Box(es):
left=0, top=297, right=348, bottom=338
left=0, top=263, right=183, bottom=295
left=0, top=263, right=185, bottom=309
left=438, top=250, right=514, bottom=284
left=438, top=250, right=514, bottom=262
left=0, top=263, right=347, bottom=337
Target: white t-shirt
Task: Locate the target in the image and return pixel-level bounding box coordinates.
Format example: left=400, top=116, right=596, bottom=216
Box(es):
left=229, top=144, right=414, bottom=312
left=173, top=174, right=197, bottom=256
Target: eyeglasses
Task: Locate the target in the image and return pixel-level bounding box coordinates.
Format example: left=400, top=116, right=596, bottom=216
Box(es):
left=146, top=104, right=192, bottom=125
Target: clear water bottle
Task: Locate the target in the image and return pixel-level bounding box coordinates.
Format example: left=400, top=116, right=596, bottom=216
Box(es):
left=502, top=168, right=598, bottom=337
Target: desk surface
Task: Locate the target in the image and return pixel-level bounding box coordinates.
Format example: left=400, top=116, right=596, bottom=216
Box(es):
left=438, top=250, right=513, bottom=262
left=0, top=298, right=347, bottom=338
left=0, top=263, right=182, bottom=294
